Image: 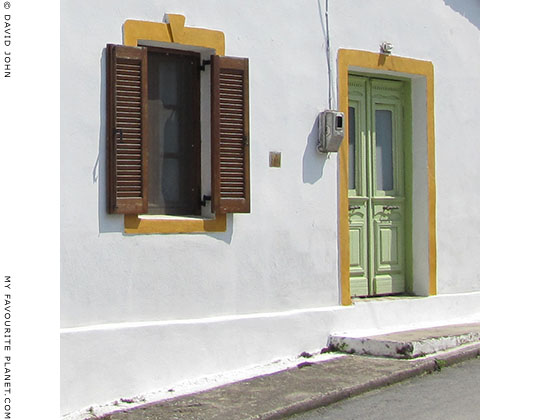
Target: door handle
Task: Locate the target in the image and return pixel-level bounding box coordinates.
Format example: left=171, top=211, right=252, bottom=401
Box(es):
left=349, top=205, right=363, bottom=210
left=382, top=205, right=399, bottom=211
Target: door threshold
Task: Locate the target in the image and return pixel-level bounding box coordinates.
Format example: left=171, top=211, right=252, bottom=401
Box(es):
left=352, top=294, right=424, bottom=303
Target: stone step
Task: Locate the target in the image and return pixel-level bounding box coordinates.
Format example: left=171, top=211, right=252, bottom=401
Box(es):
left=328, top=323, right=480, bottom=359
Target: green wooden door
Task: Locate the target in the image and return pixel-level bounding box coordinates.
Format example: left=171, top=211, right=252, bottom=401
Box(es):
left=348, top=75, right=407, bottom=297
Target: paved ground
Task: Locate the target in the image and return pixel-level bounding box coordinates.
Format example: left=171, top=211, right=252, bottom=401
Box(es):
left=94, top=341, right=479, bottom=420
left=286, top=357, right=480, bottom=420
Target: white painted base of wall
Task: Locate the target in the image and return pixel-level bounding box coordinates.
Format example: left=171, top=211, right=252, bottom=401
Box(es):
left=60, top=292, right=479, bottom=415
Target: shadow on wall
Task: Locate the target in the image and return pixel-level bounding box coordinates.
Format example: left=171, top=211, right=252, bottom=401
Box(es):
left=208, top=215, right=234, bottom=244
left=96, top=48, right=124, bottom=234
left=302, top=116, right=329, bottom=184
left=443, top=0, right=480, bottom=29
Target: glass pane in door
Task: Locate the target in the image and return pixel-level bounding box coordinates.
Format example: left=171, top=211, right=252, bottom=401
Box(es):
left=375, top=110, right=394, bottom=191
left=348, top=106, right=356, bottom=190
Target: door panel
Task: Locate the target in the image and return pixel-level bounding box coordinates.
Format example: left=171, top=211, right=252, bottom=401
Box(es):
left=349, top=204, right=368, bottom=296
left=378, top=224, right=399, bottom=266
left=372, top=203, right=405, bottom=271
left=373, top=274, right=405, bottom=295
left=348, top=75, right=407, bottom=297
left=372, top=202, right=405, bottom=294
left=348, top=78, right=370, bottom=297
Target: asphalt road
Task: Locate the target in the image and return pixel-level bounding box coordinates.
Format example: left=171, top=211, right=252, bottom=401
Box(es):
left=287, top=357, right=480, bottom=420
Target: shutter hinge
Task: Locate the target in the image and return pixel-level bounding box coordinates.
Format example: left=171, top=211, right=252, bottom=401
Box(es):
left=201, top=195, right=212, bottom=206
left=199, top=60, right=211, bottom=72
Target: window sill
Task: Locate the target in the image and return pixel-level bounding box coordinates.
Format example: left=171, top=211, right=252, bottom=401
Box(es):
left=124, top=213, right=226, bottom=234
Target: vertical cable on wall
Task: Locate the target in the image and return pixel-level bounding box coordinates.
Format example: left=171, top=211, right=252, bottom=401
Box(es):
left=325, top=0, right=333, bottom=110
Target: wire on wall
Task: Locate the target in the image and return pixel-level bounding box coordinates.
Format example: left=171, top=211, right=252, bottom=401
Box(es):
left=324, top=0, right=333, bottom=110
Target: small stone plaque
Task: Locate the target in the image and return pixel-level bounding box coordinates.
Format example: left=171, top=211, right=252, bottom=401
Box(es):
left=269, top=151, right=281, bottom=168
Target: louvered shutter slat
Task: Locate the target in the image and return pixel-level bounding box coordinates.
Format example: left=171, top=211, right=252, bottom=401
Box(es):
left=107, top=44, right=148, bottom=214
left=211, top=55, right=250, bottom=214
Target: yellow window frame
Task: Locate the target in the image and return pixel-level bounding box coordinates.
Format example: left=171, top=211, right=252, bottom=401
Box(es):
left=121, top=14, right=226, bottom=234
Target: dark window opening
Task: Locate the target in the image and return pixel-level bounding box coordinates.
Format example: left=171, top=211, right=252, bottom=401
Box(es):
left=147, top=49, right=201, bottom=216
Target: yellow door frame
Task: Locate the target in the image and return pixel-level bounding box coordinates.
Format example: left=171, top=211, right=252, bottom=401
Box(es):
left=337, top=49, right=437, bottom=305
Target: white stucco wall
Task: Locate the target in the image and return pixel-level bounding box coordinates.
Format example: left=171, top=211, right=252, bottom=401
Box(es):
left=61, top=0, right=342, bottom=328
left=61, top=0, right=479, bottom=414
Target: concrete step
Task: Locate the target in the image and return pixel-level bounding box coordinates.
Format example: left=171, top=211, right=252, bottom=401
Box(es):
left=328, top=323, right=480, bottom=359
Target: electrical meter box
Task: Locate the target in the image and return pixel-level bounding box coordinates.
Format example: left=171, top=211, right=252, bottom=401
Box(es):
left=318, top=110, right=345, bottom=153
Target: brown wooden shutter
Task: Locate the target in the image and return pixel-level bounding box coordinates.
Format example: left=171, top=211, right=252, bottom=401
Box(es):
left=107, top=44, right=148, bottom=214
left=211, top=55, right=250, bottom=214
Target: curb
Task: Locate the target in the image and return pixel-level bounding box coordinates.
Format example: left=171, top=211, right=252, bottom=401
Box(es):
left=255, top=343, right=480, bottom=420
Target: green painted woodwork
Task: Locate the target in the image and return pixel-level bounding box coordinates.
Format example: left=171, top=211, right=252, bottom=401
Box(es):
left=348, top=75, right=411, bottom=297
left=349, top=203, right=368, bottom=296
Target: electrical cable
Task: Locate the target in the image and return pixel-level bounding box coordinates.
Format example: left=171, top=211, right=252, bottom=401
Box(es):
left=325, top=0, right=332, bottom=109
